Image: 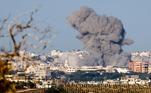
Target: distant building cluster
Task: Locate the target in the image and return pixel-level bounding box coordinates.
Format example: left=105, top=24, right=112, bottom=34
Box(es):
left=49, top=49, right=88, bottom=67
left=8, top=50, right=130, bottom=80
left=129, top=51, right=151, bottom=73
left=7, top=50, right=151, bottom=81
left=5, top=50, right=151, bottom=87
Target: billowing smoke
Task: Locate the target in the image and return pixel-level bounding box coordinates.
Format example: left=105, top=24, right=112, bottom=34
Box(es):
left=68, top=7, right=133, bottom=67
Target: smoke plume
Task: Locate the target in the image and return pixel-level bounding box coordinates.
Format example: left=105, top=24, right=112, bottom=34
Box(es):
left=68, top=7, right=133, bottom=67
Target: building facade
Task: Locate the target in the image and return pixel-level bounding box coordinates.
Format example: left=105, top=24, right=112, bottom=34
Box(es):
left=129, top=61, right=149, bottom=73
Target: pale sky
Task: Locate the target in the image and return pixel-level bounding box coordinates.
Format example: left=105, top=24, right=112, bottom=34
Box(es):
left=0, top=0, right=151, bottom=52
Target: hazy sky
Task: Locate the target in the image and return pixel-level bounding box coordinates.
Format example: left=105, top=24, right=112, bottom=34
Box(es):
left=0, top=0, right=151, bottom=52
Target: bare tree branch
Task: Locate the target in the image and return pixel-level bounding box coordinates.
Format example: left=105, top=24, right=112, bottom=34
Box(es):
left=0, top=17, right=8, bottom=37
left=7, top=11, right=36, bottom=56
left=0, top=9, right=53, bottom=58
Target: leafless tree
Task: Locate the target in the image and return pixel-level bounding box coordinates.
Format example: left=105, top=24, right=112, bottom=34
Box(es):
left=0, top=10, right=54, bottom=93
left=0, top=10, right=53, bottom=58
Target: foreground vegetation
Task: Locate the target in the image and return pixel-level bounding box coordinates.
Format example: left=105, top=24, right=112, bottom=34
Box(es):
left=63, top=84, right=151, bottom=93
left=16, top=84, right=151, bottom=93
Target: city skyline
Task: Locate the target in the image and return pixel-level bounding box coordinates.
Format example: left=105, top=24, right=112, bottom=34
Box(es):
left=0, top=0, right=151, bottom=52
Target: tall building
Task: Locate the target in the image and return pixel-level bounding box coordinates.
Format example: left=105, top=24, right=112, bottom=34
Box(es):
left=142, top=62, right=149, bottom=73
left=128, top=61, right=149, bottom=73
left=148, top=63, right=151, bottom=73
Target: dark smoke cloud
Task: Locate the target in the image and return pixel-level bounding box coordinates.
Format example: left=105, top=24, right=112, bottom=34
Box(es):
left=68, top=6, right=133, bottom=67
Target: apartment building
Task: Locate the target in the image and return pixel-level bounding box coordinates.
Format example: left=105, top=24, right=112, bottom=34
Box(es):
left=129, top=61, right=149, bottom=73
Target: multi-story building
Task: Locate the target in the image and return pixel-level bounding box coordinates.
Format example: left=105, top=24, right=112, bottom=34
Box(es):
left=128, top=61, right=149, bottom=73
left=142, top=62, right=149, bottom=73
left=148, top=63, right=151, bottom=73
left=129, top=61, right=141, bottom=73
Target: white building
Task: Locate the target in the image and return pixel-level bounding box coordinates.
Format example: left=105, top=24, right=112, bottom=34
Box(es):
left=79, top=66, right=103, bottom=71
left=25, top=62, right=49, bottom=79
left=115, top=67, right=129, bottom=73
